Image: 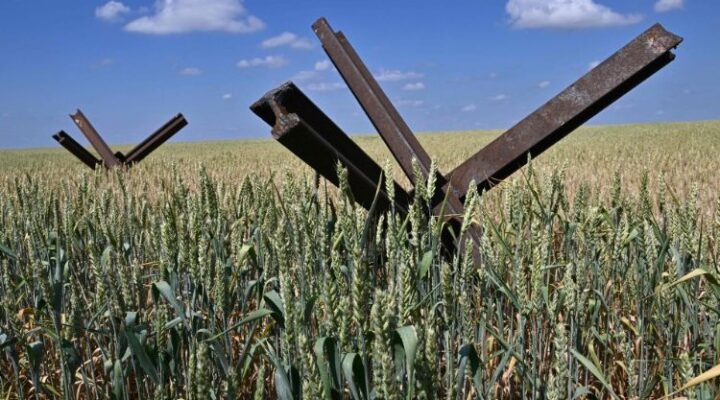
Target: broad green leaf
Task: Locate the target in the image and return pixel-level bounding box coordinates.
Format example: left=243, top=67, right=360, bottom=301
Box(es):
left=123, top=327, right=159, bottom=384
left=664, top=268, right=710, bottom=291
left=570, top=348, right=619, bottom=399
left=393, top=326, right=418, bottom=397
left=26, top=340, right=44, bottom=394
left=152, top=281, right=184, bottom=319
left=0, top=243, right=17, bottom=260
left=314, top=337, right=343, bottom=400
left=342, top=353, right=368, bottom=400
left=457, top=343, right=483, bottom=396
left=417, top=251, right=433, bottom=280
left=163, top=316, right=183, bottom=330
left=124, top=311, right=138, bottom=327
left=263, top=290, right=285, bottom=326
left=205, top=308, right=274, bottom=342
left=112, top=359, right=124, bottom=400
left=261, top=342, right=295, bottom=400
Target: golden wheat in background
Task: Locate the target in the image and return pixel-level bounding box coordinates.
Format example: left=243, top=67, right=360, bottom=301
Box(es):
left=0, top=121, right=719, bottom=398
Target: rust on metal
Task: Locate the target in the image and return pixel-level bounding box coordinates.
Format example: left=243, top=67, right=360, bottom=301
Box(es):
left=252, top=18, right=681, bottom=257
left=251, top=82, right=466, bottom=256
left=312, top=17, right=483, bottom=254
left=251, top=82, right=411, bottom=213
left=52, top=131, right=101, bottom=169
left=444, top=23, right=683, bottom=200
left=313, top=18, right=432, bottom=182
left=55, top=111, right=187, bottom=169
left=125, top=114, right=187, bottom=163
left=313, top=18, right=472, bottom=217
left=70, top=109, right=121, bottom=168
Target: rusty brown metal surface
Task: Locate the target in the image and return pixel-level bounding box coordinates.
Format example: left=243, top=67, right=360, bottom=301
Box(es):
left=251, top=82, right=411, bottom=214
left=52, top=131, right=101, bottom=169
left=125, top=114, right=187, bottom=163
left=69, top=109, right=121, bottom=168
left=56, top=111, right=187, bottom=169
left=313, top=17, right=471, bottom=221
left=313, top=18, right=432, bottom=182
left=250, top=19, right=682, bottom=258
left=444, top=23, right=682, bottom=200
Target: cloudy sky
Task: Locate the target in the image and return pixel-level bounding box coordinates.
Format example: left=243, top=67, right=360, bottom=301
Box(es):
left=0, top=0, right=717, bottom=148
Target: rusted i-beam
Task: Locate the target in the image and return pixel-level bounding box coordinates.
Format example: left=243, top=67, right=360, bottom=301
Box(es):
left=55, top=111, right=187, bottom=169
left=312, top=18, right=462, bottom=214
left=251, top=83, right=466, bottom=256
left=52, top=131, right=101, bottom=169
left=125, top=114, right=187, bottom=164
left=251, top=82, right=411, bottom=214
left=251, top=18, right=681, bottom=258
left=69, top=110, right=121, bottom=168
left=313, top=17, right=482, bottom=256
left=444, top=24, right=682, bottom=200
left=312, top=18, right=432, bottom=181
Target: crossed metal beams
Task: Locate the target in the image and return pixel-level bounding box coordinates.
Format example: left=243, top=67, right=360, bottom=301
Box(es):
left=253, top=18, right=682, bottom=234
left=313, top=18, right=468, bottom=220
left=53, top=110, right=187, bottom=169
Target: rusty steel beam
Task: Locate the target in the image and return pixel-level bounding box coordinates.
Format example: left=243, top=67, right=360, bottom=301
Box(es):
left=312, top=19, right=459, bottom=209
left=251, top=82, right=412, bottom=214
left=315, top=18, right=488, bottom=254
left=69, top=110, right=121, bottom=168
left=313, top=18, right=432, bottom=180
left=52, top=131, right=101, bottom=169
left=251, top=82, right=466, bottom=257
left=313, top=18, right=479, bottom=261
left=125, top=114, right=187, bottom=163
left=314, top=18, right=471, bottom=221
left=445, top=24, right=682, bottom=200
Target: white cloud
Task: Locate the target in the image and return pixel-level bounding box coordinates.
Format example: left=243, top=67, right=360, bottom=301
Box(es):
left=654, top=0, right=684, bottom=12
left=461, top=104, right=477, bottom=112
left=489, top=94, right=509, bottom=101
left=489, top=72, right=498, bottom=79
left=125, top=0, right=264, bottom=35
left=506, top=0, right=642, bottom=29
left=222, top=93, right=233, bottom=100
left=538, top=80, right=550, bottom=88
left=374, top=69, right=423, bottom=82
left=237, top=55, right=288, bottom=69
left=179, top=67, right=202, bottom=76
left=96, top=1, right=131, bottom=21
left=403, top=82, right=425, bottom=91
left=261, top=32, right=313, bottom=49
left=588, top=60, right=601, bottom=70
left=292, top=70, right=317, bottom=81
left=397, top=99, right=424, bottom=107
left=315, top=60, right=332, bottom=71
left=307, top=82, right=345, bottom=92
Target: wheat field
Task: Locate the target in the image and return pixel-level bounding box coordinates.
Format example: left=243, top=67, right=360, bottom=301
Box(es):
left=0, top=121, right=719, bottom=399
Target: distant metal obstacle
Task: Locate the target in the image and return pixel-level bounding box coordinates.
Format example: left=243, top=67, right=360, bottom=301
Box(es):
left=252, top=18, right=682, bottom=233
left=52, top=110, right=187, bottom=169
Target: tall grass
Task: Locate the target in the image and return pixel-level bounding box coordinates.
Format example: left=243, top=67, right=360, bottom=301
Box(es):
left=0, top=158, right=718, bottom=399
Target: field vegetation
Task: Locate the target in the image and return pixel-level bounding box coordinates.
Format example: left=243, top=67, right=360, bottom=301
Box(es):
left=1, top=121, right=719, bottom=399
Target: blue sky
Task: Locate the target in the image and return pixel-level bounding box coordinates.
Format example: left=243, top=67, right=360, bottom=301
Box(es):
left=0, top=0, right=717, bottom=149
